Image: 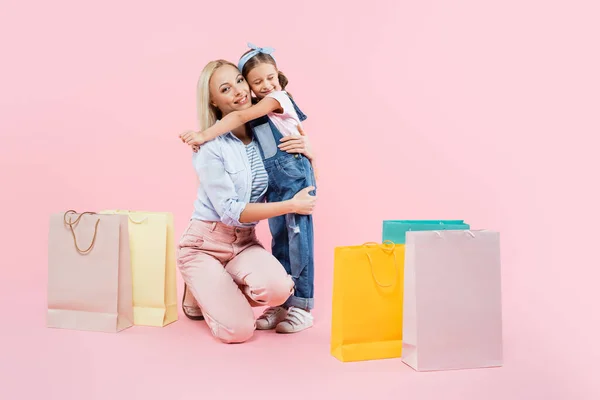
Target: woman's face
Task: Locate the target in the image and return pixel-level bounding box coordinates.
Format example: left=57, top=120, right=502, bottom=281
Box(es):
left=209, top=64, right=252, bottom=115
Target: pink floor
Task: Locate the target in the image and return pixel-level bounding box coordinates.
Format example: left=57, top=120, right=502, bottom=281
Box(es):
left=3, top=280, right=598, bottom=400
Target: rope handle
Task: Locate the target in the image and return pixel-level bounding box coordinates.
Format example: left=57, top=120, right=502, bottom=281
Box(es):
left=361, top=240, right=398, bottom=288
left=63, top=210, right=100, bottom=254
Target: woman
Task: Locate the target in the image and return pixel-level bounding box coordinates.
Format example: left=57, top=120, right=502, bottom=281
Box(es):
left=177, top=59, right=317, bottom=344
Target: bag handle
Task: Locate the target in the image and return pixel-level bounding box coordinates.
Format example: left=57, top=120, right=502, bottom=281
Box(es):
left=63, top=210, right=100, bottom=254
left=106, top=209, right=148, bottom=224
left=128, top=215, right=148, bottom=224
left=362, top=240, right=398, bottom=288
left=433, top=230, right=476, bottom=238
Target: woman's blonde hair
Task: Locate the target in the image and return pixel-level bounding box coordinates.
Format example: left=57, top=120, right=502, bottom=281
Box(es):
left=196, top=59, right=238, bottom=131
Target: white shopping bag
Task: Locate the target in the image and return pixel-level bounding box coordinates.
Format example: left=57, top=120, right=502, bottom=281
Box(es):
left=402, top=229, right=503, bottom=371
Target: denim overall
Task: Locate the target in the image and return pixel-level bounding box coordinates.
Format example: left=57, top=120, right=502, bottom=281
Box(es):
left=248, top=98, right=316, bottom=310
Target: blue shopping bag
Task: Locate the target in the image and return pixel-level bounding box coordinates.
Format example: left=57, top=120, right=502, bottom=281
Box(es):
left=382, top=220, right=470, bottom=244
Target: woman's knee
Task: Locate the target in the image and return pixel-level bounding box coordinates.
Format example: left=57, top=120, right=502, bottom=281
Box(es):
left=211, top=317, right=256, bottom=344
left=266, top=274, right=295, bottom=306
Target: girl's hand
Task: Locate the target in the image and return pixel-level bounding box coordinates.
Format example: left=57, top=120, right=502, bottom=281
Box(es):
left=179, top=130, right=194, bottom=144
left=278, top=125, right=315, bottom=161
left=180, top=130, right=207, bottom=146
left=179, top=131, right=201, bottom=152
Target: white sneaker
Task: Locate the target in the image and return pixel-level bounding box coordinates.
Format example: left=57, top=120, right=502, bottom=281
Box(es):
left=275, top=307, right=314, bottom=333
left=256, top=306, right=288, bottom=330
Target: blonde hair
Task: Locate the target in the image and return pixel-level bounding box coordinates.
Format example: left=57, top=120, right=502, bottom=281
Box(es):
left=196, top=59, right=238, bottom=131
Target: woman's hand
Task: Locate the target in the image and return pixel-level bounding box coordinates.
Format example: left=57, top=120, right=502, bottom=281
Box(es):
left=278, top=125, right=315, bottom=161
left=289, top=186, right=317, bottom=215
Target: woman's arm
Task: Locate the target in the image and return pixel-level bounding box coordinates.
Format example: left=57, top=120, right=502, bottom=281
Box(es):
left=181, top=97, right=281, bottom=146
left=239, top=186, right=316, bottom=223
left=195, top=147, right=247, bottom=225
left=278, top=125, right=315, bottom=161
left=196, top=142, right=316, bottom=225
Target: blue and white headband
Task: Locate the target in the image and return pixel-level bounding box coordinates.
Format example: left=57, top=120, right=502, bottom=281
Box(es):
left=237, top=42, right=276, bottom=72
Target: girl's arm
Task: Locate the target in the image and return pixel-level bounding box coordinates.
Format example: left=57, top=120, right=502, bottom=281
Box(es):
left=181, top=97, right=281, bottom=146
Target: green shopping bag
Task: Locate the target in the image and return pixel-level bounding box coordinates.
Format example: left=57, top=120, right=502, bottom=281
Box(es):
left=382, top=220, right=470, bottom=244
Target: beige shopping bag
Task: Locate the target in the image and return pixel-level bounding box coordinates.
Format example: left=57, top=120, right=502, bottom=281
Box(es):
left=47, top=210, right=133, bottom=333
left=100, top=210, right=178, bottom=327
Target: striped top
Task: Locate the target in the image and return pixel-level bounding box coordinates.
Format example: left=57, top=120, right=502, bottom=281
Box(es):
left=246, top=140, right=268, bottom=202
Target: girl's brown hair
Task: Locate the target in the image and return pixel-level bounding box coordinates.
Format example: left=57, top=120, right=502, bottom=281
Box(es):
left=240, top=50, right=292, bottom=98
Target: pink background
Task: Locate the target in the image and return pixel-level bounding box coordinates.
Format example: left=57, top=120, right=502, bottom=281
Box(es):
left=1, top=0, right=598, bottom=399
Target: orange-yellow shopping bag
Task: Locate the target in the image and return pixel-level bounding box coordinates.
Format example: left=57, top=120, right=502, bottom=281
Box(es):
left=330, top=241, right=404, bottom=362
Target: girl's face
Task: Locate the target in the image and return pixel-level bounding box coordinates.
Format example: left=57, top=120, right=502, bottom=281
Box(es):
left=209, top=64, right=251, bottom=116
left=245, top=62, right=281, bottom=99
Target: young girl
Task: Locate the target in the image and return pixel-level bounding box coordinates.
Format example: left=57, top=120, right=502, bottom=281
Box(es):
left=180, top=43, right=317, bottom=334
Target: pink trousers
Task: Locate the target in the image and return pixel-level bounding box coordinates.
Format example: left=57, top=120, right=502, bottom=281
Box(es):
left=177, top=220, right=294, bottom=343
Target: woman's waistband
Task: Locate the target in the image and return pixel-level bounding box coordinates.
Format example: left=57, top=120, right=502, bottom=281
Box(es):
left=189, top=219, right=255, bottom=236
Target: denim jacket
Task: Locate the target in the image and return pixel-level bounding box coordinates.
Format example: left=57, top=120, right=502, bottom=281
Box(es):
left=191, top=132, right=267, bottom=227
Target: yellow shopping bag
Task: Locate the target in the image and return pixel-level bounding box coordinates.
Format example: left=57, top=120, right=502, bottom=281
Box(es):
left=331, top=241, right=404, bottom=362
left=100, top=210, right=178, bottom=327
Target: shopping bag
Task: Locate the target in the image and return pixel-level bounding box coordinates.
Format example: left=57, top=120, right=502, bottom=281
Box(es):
left=402, top=230, right=503, bottom=371
left=47, top=210, right=133, bottom=333
left=382, top=220, right=470, bottom=244
left=100, top=210, right=178, bottom=327
left=331, top=241, right=404, bottom=362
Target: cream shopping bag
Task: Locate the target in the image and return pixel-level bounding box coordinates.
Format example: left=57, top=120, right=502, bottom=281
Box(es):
left=100, top=210, right=178, bottom=327
left=47, top=210, right=133, bottom=332
left=402, top=230, right=503, bottom=371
